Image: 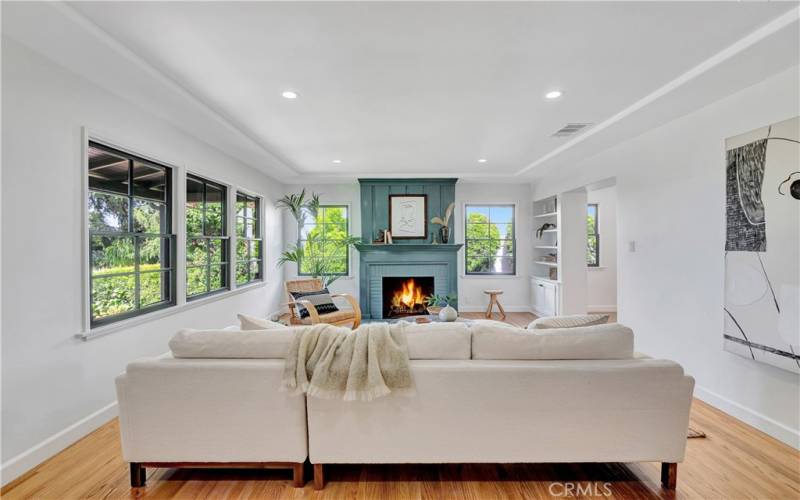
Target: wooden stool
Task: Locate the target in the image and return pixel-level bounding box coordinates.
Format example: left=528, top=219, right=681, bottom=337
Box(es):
left=484, top=290, right=506, bottom=320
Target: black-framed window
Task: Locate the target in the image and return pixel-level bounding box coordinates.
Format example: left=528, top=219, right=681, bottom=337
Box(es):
left=587, top=203, right=599, bottom=267
left=235, top=192, right=263, bottom=285
left=299, top=205, right=350, bottom=276
left=186, top=175, right=229, bottom=298
left=465, top=204, right=515, bottom=275
left=87, top=142, right=174, bottom=327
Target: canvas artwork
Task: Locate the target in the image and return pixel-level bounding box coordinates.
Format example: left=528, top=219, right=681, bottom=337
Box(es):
left=724, top=116, right=800, bottom=373
left=389, top=194, right=427, bottom=239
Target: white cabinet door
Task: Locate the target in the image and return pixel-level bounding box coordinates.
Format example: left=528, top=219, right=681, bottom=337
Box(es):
left=542, top=282, right=557, bottom=317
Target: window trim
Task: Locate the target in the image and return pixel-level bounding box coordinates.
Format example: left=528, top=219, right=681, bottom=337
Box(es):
left=297, top=204, right=351, bottom=278
left=185, top=174, right=230, bottom=301
left=235, top=191, right=264, bottom=286
left=86, top=140, right=177, bottom=328
left=463, top=203, right=517, bottom=276
left=587, top=203, right=600, bottom=267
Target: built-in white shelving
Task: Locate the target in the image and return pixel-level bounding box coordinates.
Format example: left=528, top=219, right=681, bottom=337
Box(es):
left=532, top=195, right=560, bottom=284
left=534, top=211, right=558, bottom=218
left=535, top=261, right=558, bottom=267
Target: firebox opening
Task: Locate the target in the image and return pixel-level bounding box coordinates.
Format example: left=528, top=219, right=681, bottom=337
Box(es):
left=382, top=276, right=434, bottom=318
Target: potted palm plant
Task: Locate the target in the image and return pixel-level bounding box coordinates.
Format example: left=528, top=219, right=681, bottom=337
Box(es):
left=276, top=190, right=360, bottom=288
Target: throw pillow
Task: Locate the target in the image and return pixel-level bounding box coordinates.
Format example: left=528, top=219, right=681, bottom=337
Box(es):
left=290, top=288, right=339, bottom=318
left=238, top=313, right=287, bottom=331
left=527, top=314, right=610, bottom=330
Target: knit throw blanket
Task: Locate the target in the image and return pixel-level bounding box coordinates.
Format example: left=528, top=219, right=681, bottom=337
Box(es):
left=282, top=322, right=414, bottom=401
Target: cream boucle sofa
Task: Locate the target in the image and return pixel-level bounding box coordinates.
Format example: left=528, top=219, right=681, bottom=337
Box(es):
left=115, top=321, right=694, bottom=490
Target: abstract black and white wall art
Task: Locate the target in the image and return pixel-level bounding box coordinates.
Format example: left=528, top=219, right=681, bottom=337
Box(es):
left=724, top=116, right=799, bottom=373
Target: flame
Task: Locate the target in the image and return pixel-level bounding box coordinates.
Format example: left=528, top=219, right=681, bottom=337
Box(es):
left=391, top=278, right=425, bottom=310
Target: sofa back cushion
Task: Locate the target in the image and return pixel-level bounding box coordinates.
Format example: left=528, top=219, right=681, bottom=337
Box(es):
left=169, top=328, right=294, bottom=359
left=402, top=322, right=471, bottom=360
left=472, top=323, right=633, bottom=360
left=527, top=314, right=609, bottom=330
left=238, top=313, right=288, bottom=331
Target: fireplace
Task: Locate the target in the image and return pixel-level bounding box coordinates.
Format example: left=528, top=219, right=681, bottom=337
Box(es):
left=382, top=277, right=434, bottom=318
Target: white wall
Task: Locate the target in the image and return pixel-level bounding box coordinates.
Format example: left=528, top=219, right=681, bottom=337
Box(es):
left=531, top=66, right=800, bottom=447
left=456, top=183, right=532, bottom=312
left=587, top=186, right=618, bottom=312
left=1, top=38, right=287, bottom=482
left=281, top=181, right=532, bottom=313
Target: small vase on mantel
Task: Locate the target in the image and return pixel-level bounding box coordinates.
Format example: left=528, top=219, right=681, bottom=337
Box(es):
left=439, top=226, right=450, bottom=244
left=439, top=305, right=457, bottom=322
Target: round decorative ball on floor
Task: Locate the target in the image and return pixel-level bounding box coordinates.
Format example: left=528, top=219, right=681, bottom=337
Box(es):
left=439, top=305, right=458, bottom=322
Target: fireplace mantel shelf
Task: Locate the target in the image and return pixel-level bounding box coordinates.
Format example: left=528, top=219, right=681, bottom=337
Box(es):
left=355, top=243, right=463, bottom=253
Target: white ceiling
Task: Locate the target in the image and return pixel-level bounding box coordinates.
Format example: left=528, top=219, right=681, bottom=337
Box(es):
left=5, top=2, right=800, bottom=183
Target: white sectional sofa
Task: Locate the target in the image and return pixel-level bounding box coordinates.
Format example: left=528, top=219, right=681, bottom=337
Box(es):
left=115, top=355, right=308, bottom=487
left=115, top=320, right=694, bottom=490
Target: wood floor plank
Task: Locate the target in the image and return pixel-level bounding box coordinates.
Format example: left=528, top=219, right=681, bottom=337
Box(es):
left=3, top=311, right=797, bottom=499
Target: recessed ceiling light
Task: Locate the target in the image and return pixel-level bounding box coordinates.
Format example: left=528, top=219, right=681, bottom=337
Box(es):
left=545, top=90, right=563, bottom=100
left=478, top=158, right=487, bottom=163
left=282, top=90, right=298, bottom=99
left=332, top=159, right=342, bottom=164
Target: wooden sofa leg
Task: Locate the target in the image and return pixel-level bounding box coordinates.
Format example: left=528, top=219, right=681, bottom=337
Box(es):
left=130, top=463, right=146, bottom=488
left=661, top=462, right=677, bottom=490
left=313, top=463, right=325, bottom=490
left=292, top=462, right=305, bottom=487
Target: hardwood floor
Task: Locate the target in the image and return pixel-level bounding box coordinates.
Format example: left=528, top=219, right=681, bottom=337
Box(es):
left=3, top=311, right=796, bottom=499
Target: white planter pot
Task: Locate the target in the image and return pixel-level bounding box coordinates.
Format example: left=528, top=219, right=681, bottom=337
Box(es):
left=439, top=305, right=458, bottom=322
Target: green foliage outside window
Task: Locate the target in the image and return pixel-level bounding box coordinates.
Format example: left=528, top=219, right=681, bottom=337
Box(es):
left=299, top=206, right=349, bottom=275
left=587, top=204, right=599, bottom=266
left=464, top=205, right=515, bottom=274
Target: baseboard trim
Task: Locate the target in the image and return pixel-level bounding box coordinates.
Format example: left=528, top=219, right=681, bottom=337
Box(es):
left=458, top=306, right=533, bottom=313
left=588, top=305, right=617, bottom=313
left=695, top=385, right=799, bottom=449
left=0, top=401, right=118, bottom=487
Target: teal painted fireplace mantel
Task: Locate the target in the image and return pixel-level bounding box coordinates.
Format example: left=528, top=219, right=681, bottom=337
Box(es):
left=356, top=179, right=460, bottom=319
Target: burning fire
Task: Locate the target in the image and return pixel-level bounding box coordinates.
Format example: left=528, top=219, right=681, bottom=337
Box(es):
left=391, top=278, right=426, bottom=310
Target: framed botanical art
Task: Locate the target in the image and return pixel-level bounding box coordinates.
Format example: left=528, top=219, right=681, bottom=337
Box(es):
left=389, top=194, right=427, bottom=239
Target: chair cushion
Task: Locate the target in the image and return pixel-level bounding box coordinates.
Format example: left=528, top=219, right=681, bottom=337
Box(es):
left=238, top=313, right=287, bottom=331
left=472, top=322, right=633, bottom=360
left=169, top=328, right=295, bottom=359
left=401, top=321, right=471, bottom=360
left=296, top=309, right=356, bottom=325
left=527, top=314, right=609, bottom=330
left=290, top=288, right=339, bottom=318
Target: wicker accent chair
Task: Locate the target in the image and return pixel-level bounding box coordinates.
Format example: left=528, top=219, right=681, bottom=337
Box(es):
left=285, top=278, right=362, bottom=329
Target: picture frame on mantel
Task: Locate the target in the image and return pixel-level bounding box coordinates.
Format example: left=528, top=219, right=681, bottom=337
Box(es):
left=389, top=194, right=428, bottom=239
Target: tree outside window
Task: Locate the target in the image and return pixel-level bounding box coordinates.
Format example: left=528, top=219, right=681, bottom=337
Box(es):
left=465, top=205, right=515, bottom=275
left=587, top=203, right=599, bottom=267
left=299, top=205, right=349, bottom=276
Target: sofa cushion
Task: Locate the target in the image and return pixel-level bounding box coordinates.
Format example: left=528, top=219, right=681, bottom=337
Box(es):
left=238, top=313, right=288, bottom=331
left=472, top=322, right=633, bottom=360
left=401, top=321, right=471, bottom=360
left=527, top=314, right=609, bottom=330
left=169, top=328, right=294, bottom=359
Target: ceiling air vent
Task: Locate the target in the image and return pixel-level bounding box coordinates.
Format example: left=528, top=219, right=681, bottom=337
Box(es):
left=552, top=123, right=592, bottom=137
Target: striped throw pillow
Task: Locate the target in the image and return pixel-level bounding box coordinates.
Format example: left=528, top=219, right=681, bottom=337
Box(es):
left=290, top=288, right=339, bottom=318
left=527, top=314, right=610, bottom=330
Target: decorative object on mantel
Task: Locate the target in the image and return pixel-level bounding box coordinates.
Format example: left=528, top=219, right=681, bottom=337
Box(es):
left=373, top=229, right=386, bottom=244
left=389, top=194, right=428, bottom=239
left=723, top=116, right=800, bottom=374
left=385, top=230, right=393, bottom=244
left=536, top=222, right=556, bottom=239
left=277, top=189, right=361, bottom=288
left=430, top=202, right=455, bottom=244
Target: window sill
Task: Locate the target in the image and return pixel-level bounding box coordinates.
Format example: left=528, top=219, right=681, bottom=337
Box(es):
left=77, top=280, right=267, bottom=341
left=587, top=266, right=608, bottom=271
left=460, top=274, right=520, bottom=279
